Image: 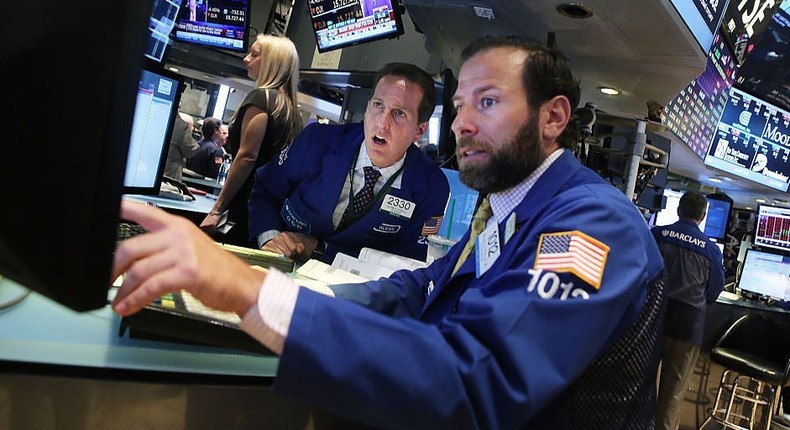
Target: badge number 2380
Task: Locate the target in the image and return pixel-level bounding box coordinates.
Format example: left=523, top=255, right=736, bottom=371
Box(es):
left=381, top=194, right=415, bottom=219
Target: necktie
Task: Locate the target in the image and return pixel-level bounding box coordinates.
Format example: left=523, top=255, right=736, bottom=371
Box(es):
left=451, top=196, right=492, bottom=275
left=339, top=166, right=381, bottom=230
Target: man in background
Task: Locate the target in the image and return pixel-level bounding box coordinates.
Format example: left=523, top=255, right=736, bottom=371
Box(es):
left=653, top=191, right=725, bottom=430
left=247, top=62, right=449, bottom=263
left=188, top=117, right=224, bottom=179
left=163, top=112, right=200, bottom=182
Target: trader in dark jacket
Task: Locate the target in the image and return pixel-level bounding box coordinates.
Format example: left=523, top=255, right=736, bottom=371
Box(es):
left=653, top=191, right=725, bottom=430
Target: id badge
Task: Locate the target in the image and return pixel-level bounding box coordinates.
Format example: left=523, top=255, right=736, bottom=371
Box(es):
left=476, top=222, right=501, bottom=277
left=380, top=194, right=416, bottom=219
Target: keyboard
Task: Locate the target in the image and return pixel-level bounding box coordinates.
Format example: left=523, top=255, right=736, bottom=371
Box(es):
left=119, top=290, right=274, bottom=355
left=117, top=245, right=292, bottom=355
left=116, top=222, right=147, bottom=241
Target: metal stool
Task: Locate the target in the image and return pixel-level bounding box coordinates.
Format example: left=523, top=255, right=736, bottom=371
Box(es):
left=700, top=314, right=790, bottom=430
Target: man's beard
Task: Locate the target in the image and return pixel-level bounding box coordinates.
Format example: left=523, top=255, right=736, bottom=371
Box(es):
left=457, top=116, right=546, bottom=194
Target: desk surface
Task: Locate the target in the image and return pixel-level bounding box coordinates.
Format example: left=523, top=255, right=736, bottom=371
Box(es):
left=716, top=290, right=790, bottom=315
left=182, top=176, right=223, bottom=190
left=0, top=278, right=277, bottom=379
left=123, top=193, right=216, bottom=215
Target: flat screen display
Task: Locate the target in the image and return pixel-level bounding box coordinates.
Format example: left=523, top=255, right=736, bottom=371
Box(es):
left=737, top=248, right=790, bottom=301
left=663, top=31, right=737, bottom=158
left=669, top=0, right=729, bottom=53
left=145, top=0, right=182, bottom=62
left=754, top=203, right=790, bottom=253
left=733, top=3, right=790, bottom=110
left=704, top=197, right=732, bottom=240
left=703, top=86, right=790, bottom=192
left=438, top=168, right=479, bottom=243
left=308, top=0, right=405, bottom=53
left=124, top=67, right=183, bottom=195
left=651, top=189, right=708, bottom=233
left=719, top=0, right=781, bottom=65
left=174, top=0, right=249, bottom=52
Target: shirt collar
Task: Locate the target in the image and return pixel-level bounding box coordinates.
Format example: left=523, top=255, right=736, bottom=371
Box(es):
left=488, top=148, right=565, bottom=223
left=356, top=141, right=407, bottom=188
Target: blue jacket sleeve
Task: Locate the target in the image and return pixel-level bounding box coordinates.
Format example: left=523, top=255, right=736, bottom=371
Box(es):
left=247, top=124, right=317, bottom=239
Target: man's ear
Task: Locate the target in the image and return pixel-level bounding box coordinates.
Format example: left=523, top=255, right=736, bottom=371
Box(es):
left=541, top=96, right=572, bottom=142
left=414, top=122, right=429, bottom=143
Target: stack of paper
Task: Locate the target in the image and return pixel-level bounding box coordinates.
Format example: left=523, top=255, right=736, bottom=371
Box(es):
left=219, top=243, right=295, bottom=273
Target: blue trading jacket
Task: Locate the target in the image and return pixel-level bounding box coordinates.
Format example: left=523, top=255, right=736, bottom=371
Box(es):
left=248, top=122, right=449, bottom=263
left=272, top=150, right=666, bottom=429
left=651, top=218, right=725, bottom=344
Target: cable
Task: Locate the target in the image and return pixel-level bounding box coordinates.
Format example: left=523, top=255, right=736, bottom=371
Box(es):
left=0, top=275, right=32, bottom=310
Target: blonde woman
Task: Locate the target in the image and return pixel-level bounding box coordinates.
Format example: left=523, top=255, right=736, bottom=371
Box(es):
left=201, top=34, right=302, bottom=246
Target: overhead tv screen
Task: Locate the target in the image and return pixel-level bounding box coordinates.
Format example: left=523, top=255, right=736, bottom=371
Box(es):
left=733, top=4, right=790, bottom=112
left=308, top=0, right=405, bottom=53
left=704, top=86, right=790, bottom=192
left=719, top=0, right=782, bottom=65
left=669, top=0, right=729, bottom=53
left=174, top=0, right=249, bottom=52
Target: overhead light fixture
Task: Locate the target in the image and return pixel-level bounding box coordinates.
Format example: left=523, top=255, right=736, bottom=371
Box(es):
left=756, top=198, right=767, bottom=203
left=556, top=3, right=594, bottom=19
left=168, top=66, right=180, bottom=73
left=708, top=177, right=723, bottom=183
left=599, top=86, right=620, bottom=95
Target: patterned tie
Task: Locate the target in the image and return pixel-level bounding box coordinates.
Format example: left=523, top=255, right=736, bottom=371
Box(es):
left=339, top=166, right=381, bottom=230
left=451, top=196, right=492, bottom=275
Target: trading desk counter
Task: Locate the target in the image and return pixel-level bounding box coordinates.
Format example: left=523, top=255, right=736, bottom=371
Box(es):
left=0, top=279, right=277, bottom=377
left=703, top=290, right=790, bottom=350
left=0, top=278, right=333, bottom=429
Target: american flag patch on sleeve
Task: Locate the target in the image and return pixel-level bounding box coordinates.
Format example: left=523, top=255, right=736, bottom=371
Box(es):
left=421, top=216, right=443, bottom=236
left=534, top=230, right=610, bottom=289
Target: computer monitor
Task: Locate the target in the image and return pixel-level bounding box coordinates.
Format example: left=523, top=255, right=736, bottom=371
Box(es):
left=437, top=168, right=479, bottom=243
left=650, top=189, right=708, bottom=233
left=704, top=195, right=732, bottom=240
left=737, top=248, right=790, bottom=302
left=309, top=0, right=405, bottom=53
left=0, top=0, right=150, bottom=311
left=753, top=203, right=790, bottom=254
left=173, top=0, right=250, bottom=52
left=123, top=64, right=184, bottom=195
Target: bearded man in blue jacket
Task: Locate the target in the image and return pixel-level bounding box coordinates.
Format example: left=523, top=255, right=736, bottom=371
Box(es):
left=112, top=35, right=667, bottom=429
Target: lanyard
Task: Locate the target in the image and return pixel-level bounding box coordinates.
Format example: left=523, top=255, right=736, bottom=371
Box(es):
left=346, top=149, right=405, bottom=219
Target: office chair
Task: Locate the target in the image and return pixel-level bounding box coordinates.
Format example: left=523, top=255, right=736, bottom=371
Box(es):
left=700, top=313, right=790, bottom=430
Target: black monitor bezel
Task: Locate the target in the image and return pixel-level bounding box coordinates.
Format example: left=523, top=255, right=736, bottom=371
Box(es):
left=122, top=60, right=185, bottom=196
left=0, top=0, right=150, bottom=312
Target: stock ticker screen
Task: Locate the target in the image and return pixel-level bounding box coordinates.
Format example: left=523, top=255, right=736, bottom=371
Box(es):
left=663, top=31, right=738, bottom=158
left=704, top=86, right=790, bottom=192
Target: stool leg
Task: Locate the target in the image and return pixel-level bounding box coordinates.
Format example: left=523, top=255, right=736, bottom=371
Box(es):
left=701, top=369, right=735, bottom=429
